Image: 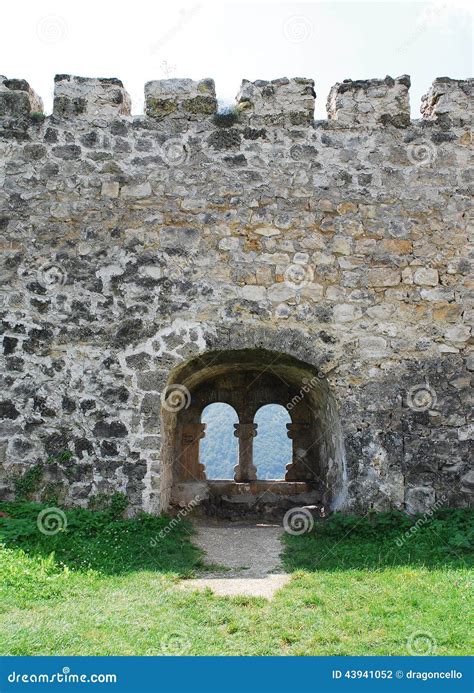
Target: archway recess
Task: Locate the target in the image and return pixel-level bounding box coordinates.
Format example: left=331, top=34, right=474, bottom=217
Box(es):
left=160, top=348, right=346, bottom=518
left=253, top=404, right=293, bottom=480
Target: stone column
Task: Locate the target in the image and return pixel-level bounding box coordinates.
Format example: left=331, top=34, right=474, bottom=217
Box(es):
left=179, top=423, right=206, bottom=481
left=233, top=423, right=258, bottom=482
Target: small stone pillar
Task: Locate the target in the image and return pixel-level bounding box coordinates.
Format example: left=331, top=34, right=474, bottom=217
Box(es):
left=179, top=423, right=206, bottom=481
left=233, top=423, right=258, bottom=482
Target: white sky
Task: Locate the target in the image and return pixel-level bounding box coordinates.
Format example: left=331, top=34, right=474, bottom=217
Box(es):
left=1, top=0, right=472, bottom=118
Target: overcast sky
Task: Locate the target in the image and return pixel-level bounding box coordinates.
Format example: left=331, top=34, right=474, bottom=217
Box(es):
left=1, top=0, right=472, bottom=118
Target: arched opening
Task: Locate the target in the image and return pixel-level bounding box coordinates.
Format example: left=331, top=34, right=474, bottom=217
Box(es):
left=200, top=403, right=239, bottom=480
left=253, top=404, right=292, bottom=480
left=160, top=348, right=347, bottom=517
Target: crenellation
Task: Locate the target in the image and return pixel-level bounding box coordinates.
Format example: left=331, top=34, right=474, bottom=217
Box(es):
left=236, top=77, right=316, bottom=126
left=0, top=77, right=43, bottom=118
left=0, top=70, right=472, bottom=516
left=326, top=75, right=411, bottom=127
left=53, top=74, right=131, bottom=118
left=144, top=78, right=217, bottom=120
left=421, top=77, right=474, bottom=127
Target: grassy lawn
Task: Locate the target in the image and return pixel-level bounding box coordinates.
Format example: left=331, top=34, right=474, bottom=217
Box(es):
left=0, top=501, right=472, bottom=656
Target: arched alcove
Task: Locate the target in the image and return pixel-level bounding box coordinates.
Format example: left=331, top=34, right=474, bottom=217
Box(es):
left=200, top=403, right=239, bottom=479
left=159, top=347, right=347, bottom=517
left=253, top=404, right=292, bottom=480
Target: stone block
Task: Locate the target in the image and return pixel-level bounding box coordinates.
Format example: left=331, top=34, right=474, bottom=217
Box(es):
left=421, top=77, right=473, bottom=127
left=0, top=77, right=43, bottom=117
left=405, top=486, right=436, bottom=514
left=236, top=77, right=315, bottom=126
left=145, top=78, right=216, bottom=119
left=53, top=75, right=131, bottom=117
left=327, top=75, right=410, bottom=127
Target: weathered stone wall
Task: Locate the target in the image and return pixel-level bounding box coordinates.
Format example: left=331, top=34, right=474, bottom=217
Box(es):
left=0, top=73, right=472, bottom=515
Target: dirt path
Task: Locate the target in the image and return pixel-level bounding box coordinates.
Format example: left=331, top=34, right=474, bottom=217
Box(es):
left=181, top=519, right=290, bottom=598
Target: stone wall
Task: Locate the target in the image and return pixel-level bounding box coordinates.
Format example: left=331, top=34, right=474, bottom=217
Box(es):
left=0, top=73, right=472, bottom=515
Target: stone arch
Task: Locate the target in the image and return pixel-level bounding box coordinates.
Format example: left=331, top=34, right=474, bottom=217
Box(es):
left=253, top=404, right=292, bottom=480
left=154, top=329, right=347, bottom=516
left=200, top=402, right=239, bottom=480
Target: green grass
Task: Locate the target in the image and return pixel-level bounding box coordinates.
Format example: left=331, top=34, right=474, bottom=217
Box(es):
left=0, top=502, right=472, bottom=656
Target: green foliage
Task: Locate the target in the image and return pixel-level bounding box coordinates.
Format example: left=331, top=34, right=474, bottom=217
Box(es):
left=0, top=500, right=202, bottom=577
left=88, top=492, right=128, bottom=518
left=13, top=464, right=44, bottom=500
left=0, top=506, right=471, bottom=656
left=213, top=106, right=240, bottom=127
left=107, top=492, right=129, bottom=520
left=29, top=111, right=45, bottom=123
left=46, top=449, right=74, bottom=465
left=283, top=508, right=474, bottom=572
left=41, top=483, right=62, bottom=505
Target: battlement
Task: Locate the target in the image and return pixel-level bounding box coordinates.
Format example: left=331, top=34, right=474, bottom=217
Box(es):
left=53, top=75, right=131, bottom=117
left=0, top=68, right=471, bottom=518
left=326, top=75, right=411, bottom=127
left=0, top=76, right=43, bottom=117
left=421, top=77, right=474, bottom=128
left=236, top=77, right=316, bottom=126
left=145, top=78, right=217, bottom=119
left=0, top=73, right=472, bottom=130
